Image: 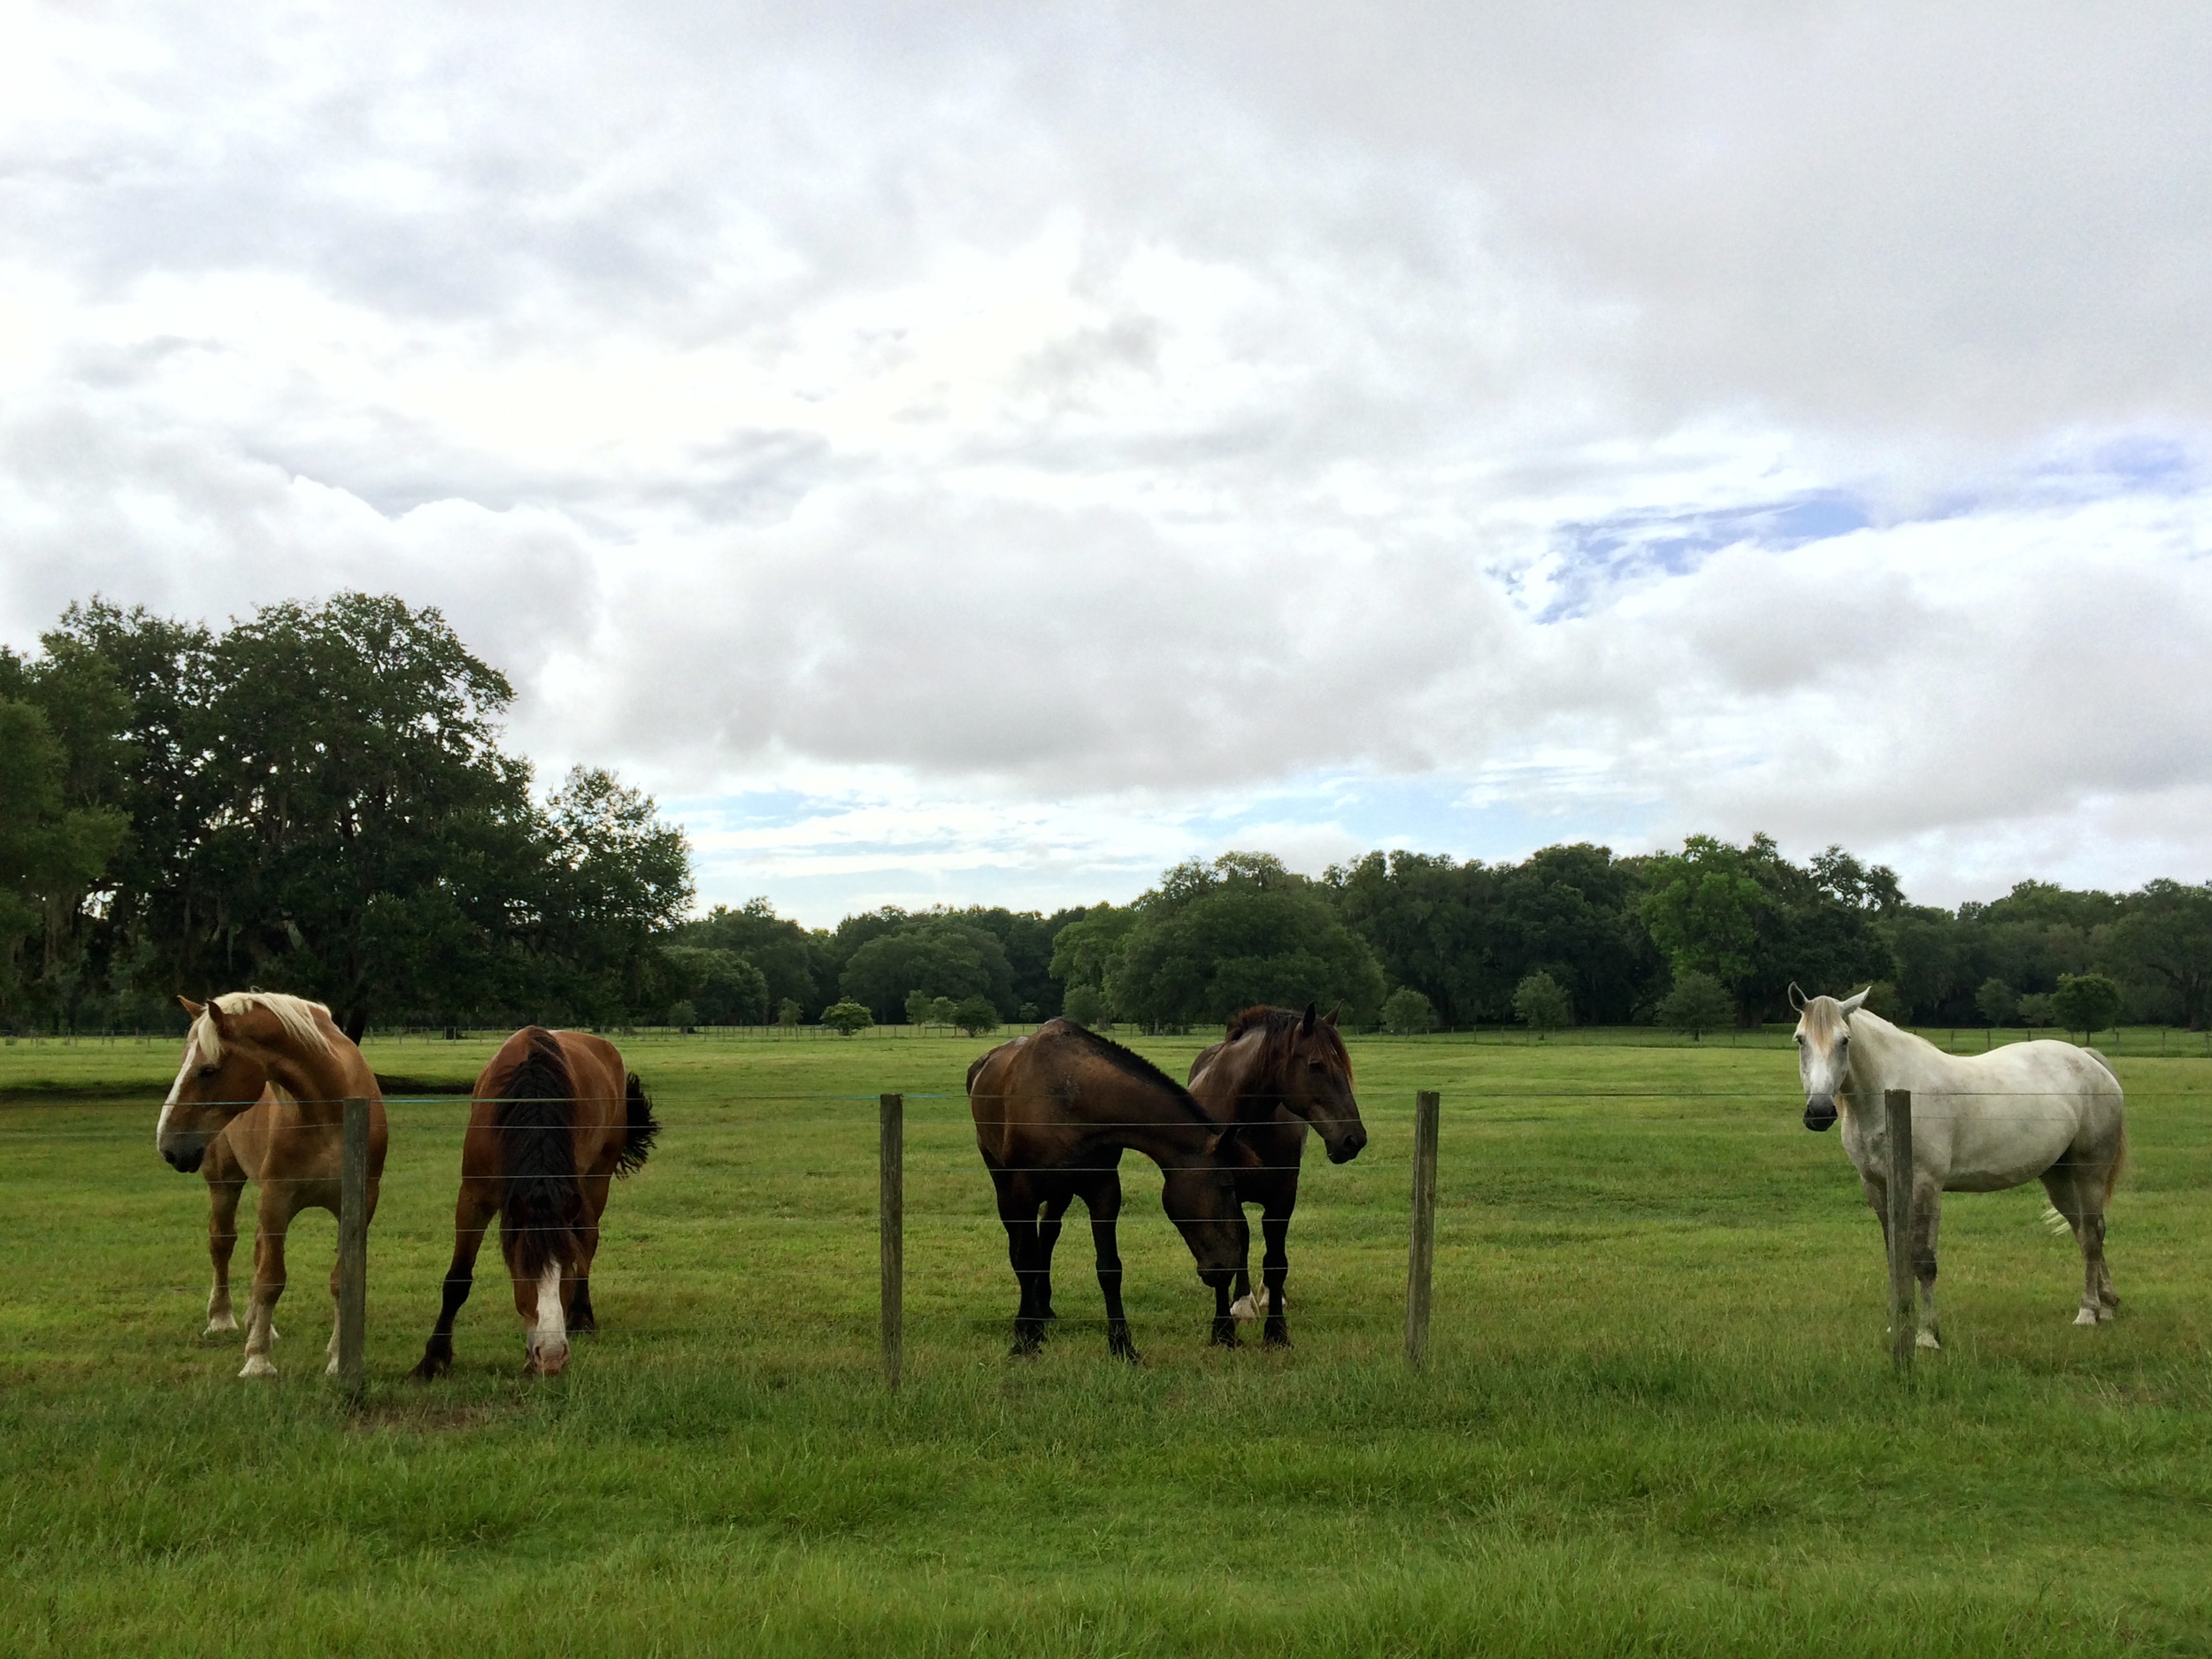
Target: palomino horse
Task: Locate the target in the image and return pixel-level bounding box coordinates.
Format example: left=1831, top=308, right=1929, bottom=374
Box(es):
left=410, top=1027, right=658, bottom=1379
left=154, top=992, right=389, bottom=1379
left=1793, top=986, right=2126, bottom=1348
left=968, top=1018, right=1249, bottom=1360
left=1187, top=1003, right=1367, bottom=1347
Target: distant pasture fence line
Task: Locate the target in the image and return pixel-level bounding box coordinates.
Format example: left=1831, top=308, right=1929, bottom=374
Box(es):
left=9, top=1022, right=2212, bottom=1057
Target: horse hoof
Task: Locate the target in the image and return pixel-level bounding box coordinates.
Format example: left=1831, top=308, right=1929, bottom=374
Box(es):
left=2074, top=1308, right=2101, bottom=1326
left=1229, top=1294, right=1262, bottom=1322
left=1210, top=1321, right=1240, bottom=1349
left=202, top=1317, right=238, bottom=1338
left=238, top=1356, right=278, bottom=1379
left=1263, top=1323, right=1292, bottom=1348
left=1916, top=1330, right=1941, bottom=1350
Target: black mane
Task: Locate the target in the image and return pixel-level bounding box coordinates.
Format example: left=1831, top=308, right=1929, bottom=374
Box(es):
left=1056, top=1019, right=1217, bottom=1125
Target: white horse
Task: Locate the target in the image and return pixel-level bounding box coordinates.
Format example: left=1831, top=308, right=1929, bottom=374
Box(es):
left=1791, top=986, right=2125, bottom=1348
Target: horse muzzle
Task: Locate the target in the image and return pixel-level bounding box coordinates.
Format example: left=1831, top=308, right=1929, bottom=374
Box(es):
left=161, top=1141, right=208, bottom=1174
left=1802, top=1095, right=1838, bottom=1133
left=1326, top=1125, right=1368, bottom=1164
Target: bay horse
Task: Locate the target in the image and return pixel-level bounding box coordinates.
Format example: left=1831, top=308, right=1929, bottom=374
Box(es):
left=1793, top=986, right=2126, bottom=1348
left=154, top=992, right=389, bottom=1380
left=410, top=1026, right=658, bottom=1379
left=1187, top=1003, right=1367, bottom=1347
left=968, top=1018, right=1249, bottom=1360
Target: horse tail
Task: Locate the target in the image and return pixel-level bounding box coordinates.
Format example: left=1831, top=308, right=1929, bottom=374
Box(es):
left=2106, top=1116, right=2129, bottom=1203
left=2084, top=1046, right=2120, bottom=1083
left=495, top=1027, right=586, bottom=1282
left=617, top=1072, right=660, bottom=1176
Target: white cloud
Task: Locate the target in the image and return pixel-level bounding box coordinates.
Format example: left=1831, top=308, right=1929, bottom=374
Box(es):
left=2, top=0, right=2208, bottom=917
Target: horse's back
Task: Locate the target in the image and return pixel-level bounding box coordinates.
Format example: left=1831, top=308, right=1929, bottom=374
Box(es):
left=1909, top=1038, right=2123, bottom=1190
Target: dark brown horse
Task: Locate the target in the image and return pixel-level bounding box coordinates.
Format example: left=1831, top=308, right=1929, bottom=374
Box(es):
left=968, top=1018, right=1249, bottom=1360
left=1187, top=1003, right=1366, bottom=1347
left=155, top=993, right=390, bottom=1379
left=410, top=1027, right=659, bottom=1379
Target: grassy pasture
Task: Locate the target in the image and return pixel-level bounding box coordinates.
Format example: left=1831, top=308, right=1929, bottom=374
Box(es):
left=2, top=1030, right=2209, bottom=1655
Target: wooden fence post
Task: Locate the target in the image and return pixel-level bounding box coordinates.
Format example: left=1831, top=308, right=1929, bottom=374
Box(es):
left=336, top=1096, right=369, bottom=1407
left=880, top=1093, right=904, bottom=1389
left=1884, top=1087, right=1915, bottom=1378
left=1404, top=1090, right=1440, bottom=1369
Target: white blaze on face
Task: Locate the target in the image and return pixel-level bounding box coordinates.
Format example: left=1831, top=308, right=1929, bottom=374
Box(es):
left=529, top=1263, right=568, bottom=1369
left=157, top=1034, right=198, bottom=1148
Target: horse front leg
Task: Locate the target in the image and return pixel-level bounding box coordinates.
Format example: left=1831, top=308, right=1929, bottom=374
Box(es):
left=1210, top=1275, right=1240, bottom=1348
left=1259, top=1210, right=1292, bottom=1348
left=204, top=1159, right=246, bottom=1338
left=241, top=1187, right=291, bottom=1379
left=1036, top=1192, right=1072, bottom=1325
left=569, top=1176, right=610, bottom=1335
left=1079, top=1172, right=1138, bottom=1362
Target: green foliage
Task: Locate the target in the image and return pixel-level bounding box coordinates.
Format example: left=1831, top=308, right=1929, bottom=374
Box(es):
left=840, top=918, right=1015, bottom=1022
left=1329, top=844, right=1658, bottom=1026
left=1975, top=978, right=2017, bottom=1025
left=1047, top=902, right=1138, bottom=992
left=660, top=946, right=770, bottom=1025
left=2050, top=972, right=2124, bottom=1038
left=1111, top=853, right=1386, bottom=1028
left=1511, top=971, right=1572, bottom=1033
left=902, top=987, right=938, bottom=1026
left=2102, top=880, right=2212, bottom=1030
left=50, top=594, right=693, bottom=1036
left=666, top=999, right=698, bottom=1031
left=818, top=997, right=873, bottom=1036
left=1639, top=835, right=1896, bottom=1023
left=1061, top=983, right=1108, bottom=1028
left=1381, top=986, right=1437, bottom=1035
left=949, top=994, right=1000, bottom=1037
left=776, top=996, right=802, bottom=1028
left=2017, top=991, right=2055, bottom=1027
left=1863, top=980, right=1905, bottom=1021
left=1655, top=970, right=1734, bottom=1039
left=668, top=897, right=827, bottom=1018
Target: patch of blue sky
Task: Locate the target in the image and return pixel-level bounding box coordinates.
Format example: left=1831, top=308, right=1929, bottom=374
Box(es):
left=1530, top=489, right=1871, bottom=622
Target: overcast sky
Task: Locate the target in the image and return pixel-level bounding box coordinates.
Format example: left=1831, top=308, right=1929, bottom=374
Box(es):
left=4, top=2, right=2209, bottom=924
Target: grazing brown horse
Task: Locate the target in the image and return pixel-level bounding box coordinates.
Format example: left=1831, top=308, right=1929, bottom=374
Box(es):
left=968, top=1018, right=1249, bottom=1360
left=155, top=993, right=389, bottom=1379
left=410, top=1027, right=658, bottom=1379
left=1187, top=1003, right=1367, bottom=1348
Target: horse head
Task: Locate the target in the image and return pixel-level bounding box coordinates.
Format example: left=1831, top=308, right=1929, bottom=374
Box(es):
left=1790, top=982, right=1869, bottom=1133
left=157, top=993, right=332, bottom=1171
left=1164, top=1125, right=1251, bottom=1286
left=1226, top=1002, right=1369, bottom=1163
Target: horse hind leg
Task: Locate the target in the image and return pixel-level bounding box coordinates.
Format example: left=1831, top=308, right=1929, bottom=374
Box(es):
left=2040, top=1164, right=2116, bottom=1325
left=1910, top=1177, right=1942, bottom=1350
left=992, top=1174, right=1047, bottom=1356
left=1078, top=1172, right=1139, bottom=1363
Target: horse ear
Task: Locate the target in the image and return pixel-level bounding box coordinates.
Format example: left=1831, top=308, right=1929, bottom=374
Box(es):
left=202, top=998, right=229, bottom=1034
left=177, top=995, right=204, bottom=1019
left=1787, top=982, right=1806, bottom=1011
left=1324, top=1003, right=1340, bottom=1028
left=1207, top=1124, right=1245, bottom=1161
left=1838, top=987, right=1870, bottom=1015
left=1301, top=1002, right=1317, bottom=1035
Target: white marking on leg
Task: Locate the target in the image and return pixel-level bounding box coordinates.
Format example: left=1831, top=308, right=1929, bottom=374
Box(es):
left=1230, top=1293, right=1260, bottom=1321
left=528, top=1263, right=568, bottom=1373
left=204, top=1281, right=236, bottom=1336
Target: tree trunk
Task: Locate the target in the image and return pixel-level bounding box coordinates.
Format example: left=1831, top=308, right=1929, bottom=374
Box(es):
left=342, top=1007, right=368, bottom=1046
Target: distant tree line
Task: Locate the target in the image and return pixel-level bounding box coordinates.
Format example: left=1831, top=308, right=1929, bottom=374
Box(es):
left=10, top=593, right=2207, bottom=1038
left=681, top=840, right=2211, bottom=1038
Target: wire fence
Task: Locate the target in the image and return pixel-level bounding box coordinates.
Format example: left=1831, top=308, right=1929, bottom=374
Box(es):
left=8, top=1061, right=2193, bottom=1407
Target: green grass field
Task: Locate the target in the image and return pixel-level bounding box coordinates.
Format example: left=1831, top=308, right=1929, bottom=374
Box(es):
left=3, top=1029, right=2209, bottom=1655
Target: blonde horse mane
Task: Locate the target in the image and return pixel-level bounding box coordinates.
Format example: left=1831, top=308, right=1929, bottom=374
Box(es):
left=196, top=991, right=334, bottom=1064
